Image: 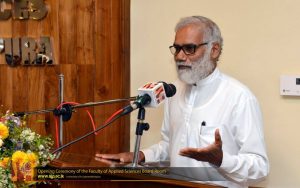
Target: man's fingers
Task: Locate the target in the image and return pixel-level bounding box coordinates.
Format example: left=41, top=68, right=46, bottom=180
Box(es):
left=95, top=154, right=121, bottom=161
left=179, top=148, right=199, bottom=155
left=215, top=128, right=222, bottom=145
left=179, top=148, right=190, bottom=155
left=179, top=148, right=188, bottom=156
left=95, top=153, right=103, bottom=158
left=95, top=152, right=135, bottom=163
left=94, top=157, right=113, bottom=163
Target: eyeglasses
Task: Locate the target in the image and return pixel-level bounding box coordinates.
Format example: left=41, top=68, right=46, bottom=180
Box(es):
left=169, top=42, right=208, bottom=55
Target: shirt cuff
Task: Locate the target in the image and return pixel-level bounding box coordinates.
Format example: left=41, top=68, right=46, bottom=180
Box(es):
left=140, top=148, right=156, bottom=163
left=219, top=151, right=237, bottom=172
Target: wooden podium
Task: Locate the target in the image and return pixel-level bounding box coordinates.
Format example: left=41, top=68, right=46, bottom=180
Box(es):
left=36, top=152, right=223, bottom=188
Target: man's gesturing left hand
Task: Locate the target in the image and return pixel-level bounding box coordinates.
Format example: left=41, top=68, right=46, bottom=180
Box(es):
left=179, top=129, right=223, bottom=167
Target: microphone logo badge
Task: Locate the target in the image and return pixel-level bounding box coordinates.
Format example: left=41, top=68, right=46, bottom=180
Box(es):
left=138, top=82, right=166, bottom=107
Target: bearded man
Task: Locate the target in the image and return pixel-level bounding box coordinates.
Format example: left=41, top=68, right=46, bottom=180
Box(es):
left=96, top=16, right=269, bottom=188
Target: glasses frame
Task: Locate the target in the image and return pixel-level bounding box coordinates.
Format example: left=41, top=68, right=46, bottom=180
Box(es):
left=169, top=42, right=208, bottom=56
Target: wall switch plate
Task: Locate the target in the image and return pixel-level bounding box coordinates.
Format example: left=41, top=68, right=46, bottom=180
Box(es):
left=280, top=75, right=300, bottom=96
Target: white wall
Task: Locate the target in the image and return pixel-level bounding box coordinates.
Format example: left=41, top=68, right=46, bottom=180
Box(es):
left=131, top=0, right=300, bottom=187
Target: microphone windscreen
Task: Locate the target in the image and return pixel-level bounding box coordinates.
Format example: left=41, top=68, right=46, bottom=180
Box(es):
left=159, top=81, right=177, bottom=97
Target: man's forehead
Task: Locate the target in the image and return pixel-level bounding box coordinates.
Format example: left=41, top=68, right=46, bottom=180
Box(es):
left=174, top=24, right=203, bottom=44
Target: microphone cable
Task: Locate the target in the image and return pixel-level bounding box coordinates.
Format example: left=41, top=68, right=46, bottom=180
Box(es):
left=52, top=108, right=124, bottom=154
left=54, top=102, right=97, bottom=148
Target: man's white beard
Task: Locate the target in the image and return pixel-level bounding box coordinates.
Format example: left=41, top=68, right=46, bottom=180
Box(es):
left=176, top=50, right=215, bottom=85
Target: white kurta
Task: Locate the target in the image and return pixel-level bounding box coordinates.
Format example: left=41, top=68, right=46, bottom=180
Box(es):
left=142, top=68, right=269, bottom=188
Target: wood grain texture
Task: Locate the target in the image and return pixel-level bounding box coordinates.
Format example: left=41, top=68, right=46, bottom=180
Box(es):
left=0, top=66, right=13, bottom=109
left=27, top=67, right=46, bottom=135
left=0, top=0, right=130, bottom=160
left=94, top=0, right=130, bottom=154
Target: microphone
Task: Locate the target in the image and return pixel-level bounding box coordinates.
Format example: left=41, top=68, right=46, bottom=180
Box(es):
left=121, top=81, right=176, bottom=115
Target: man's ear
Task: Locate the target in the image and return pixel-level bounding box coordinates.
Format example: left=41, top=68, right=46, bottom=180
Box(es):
left=210, top=42, right=221, bottom=61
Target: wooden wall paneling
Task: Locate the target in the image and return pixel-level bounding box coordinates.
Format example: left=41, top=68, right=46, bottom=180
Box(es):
left=10, top=4, right=28, bottom=112
left=110, top=0, right=130, bottom=153
left=0, top=0, right=130, bottom=159
left=94, top=0, right=118, bottom=154
left=12, top=67, right=28, bottom=112
left=0, top=66, right=13, bottom=111
left=0, top=50, right=5, bottom=65
left=76, top=0, right=95, bottom=65
left=0, top=5, right=12, bottom=37
left=94, top=0, right=130, bottom=154
left=44, top=66, right=60, bottom=147
left=12, top=20, right=28, bottom=38
left=101, top=0, right=118, bottom=154
left=25, top=1, right=44, bottom=134
left=43, top=0, right=60, bottom=65
left=27, top=67, right=46, bottom=135
left=58, top=0, right=77, bottom=65
left=42, top=0, right=60, bottom=146
left=0, top=6, right=12, bottom=65
left=42, top=0, right=57, bottom=36
left=27, top=15, right=41, bottom=37
left=75, top=64, right=95, bottom=154
left=119, top=0, right=131, bottom=152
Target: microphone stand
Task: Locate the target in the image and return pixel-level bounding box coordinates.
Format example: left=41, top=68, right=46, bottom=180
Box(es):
left=58, top=74, right=64, bottom=151
left=131, top=107, right=149, bottom=167
left=14, top=98, right=136, bottom=117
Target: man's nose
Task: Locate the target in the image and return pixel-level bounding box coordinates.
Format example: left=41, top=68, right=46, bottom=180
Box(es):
left=175, top=49, right=187, bottom=62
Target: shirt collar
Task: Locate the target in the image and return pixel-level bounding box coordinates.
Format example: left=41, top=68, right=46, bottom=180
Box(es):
left=193, top=68, right=220, bottom=87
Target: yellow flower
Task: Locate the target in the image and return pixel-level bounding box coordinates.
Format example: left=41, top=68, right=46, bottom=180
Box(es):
left=0, top=157, right=10, bottom=167
left=0, top=122, right=9, bottom=139
left=12, top=151, right=28, bottom=166
left=27, top=152, right=38, bottom=167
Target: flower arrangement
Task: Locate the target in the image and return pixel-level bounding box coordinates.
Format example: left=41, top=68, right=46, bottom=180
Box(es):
left=0, top=111, right=55, bottom=188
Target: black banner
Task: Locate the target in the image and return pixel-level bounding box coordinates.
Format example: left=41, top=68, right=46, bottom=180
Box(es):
left=35, top=166, right=226, bottom=182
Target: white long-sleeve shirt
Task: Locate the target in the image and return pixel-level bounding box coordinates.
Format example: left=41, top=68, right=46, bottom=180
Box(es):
left=142, top=68, right=269, bottom=188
